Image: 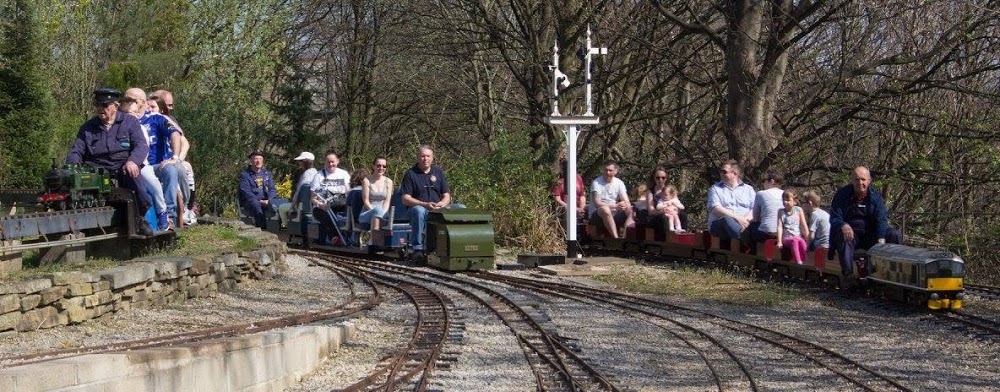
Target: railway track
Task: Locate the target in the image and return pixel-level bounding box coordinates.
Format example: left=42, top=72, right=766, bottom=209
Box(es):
left=0, top=260, right=382, bottom=369
left=965, top=283, right=1000, bottom=301
left=473, top=272, right=914, bottom=392
left=931, top=310, right=1000, bottom=340
left=301, top=252, right=623, bottom=391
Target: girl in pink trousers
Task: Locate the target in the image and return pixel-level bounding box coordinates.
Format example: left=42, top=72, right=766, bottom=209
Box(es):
left=776, top=190, right=810, bottom=264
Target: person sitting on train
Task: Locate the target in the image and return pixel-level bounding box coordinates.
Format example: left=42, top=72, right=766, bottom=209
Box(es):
left=66, top=88, right=154, bottom=235
left=238, top=151, right=287, bottom=229
left=775, top=189, right=810, bottom=265
left=122, top=88, right=170, bottom=231
left=310, top=151, right=351, bottom=245
left=751, top=171, right=784, bottom=243
left=801, top=190, right=830, bottom=251
left=589, top=160, right=635, bottom=239
left=361, top=157, right=393, bottom=231
left=401, top=145, right=462, bottom=258
left=829, top=166, right=903, bottom=278
left=706, top=159, right=755, bottom=243
left=645, top=166, right=685, bottom=235
left=278, top=151, right=318, bottom=229
left=550, top=158, right=586, bottom=221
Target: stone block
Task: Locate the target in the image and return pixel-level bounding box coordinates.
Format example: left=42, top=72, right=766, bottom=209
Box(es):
left=13, top=278, right=52, bottom=295
left=196, top=274, right=214, bottom=288
left=92, top=280, right=111, bottom=291
left=190, top=255, right=213, bottom=274
left=218, top=252, right=244, bottom=267
left=187, top=285, right=201, bottom=298
left=58, top=311, right=69, bottom=326
left=60, top=296, right=85, bottom=309
left=96, top=289, right=113, bottom=305
left=0, top=294, right=19, bottom=313
left=20, top=294, right=41, bottom=311
left=130, top=290, right=149, bottom=303
left=83, top=293, right=100, bottom=308
left=39, top=285, right=68, bottom=305
left=67, top=304, right=94, bottom=323
left=152, top=258, right=182, bottom=280
left=67, top=282, right=94, bottom=296
left=150, top=281, right=163, bottom=292
left=259, top=251, right=273, bottom=266
left=47, top=271, right=99, bottom=285
left=99, top=262, right=155, bottom=289
left=0, top=311, right=20, bottom=332
left=16, top=306, right=59, bottom=331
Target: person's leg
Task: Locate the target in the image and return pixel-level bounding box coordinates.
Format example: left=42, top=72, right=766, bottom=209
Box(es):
left=596, top=205, right=618, bottom=238
left=154, top=164, right=180, bottom=222
left=408, top=205, right=429, bottom=251
left=174, top=162, right=190, bottom=208
left=277, top=203, right=291, bottom=228
left=117, top=172, right=153, bottom=235
left=623, top=205, right=635, bottom=227
left=313, top=207, right=334, bottom=243
left=788, top=237, right=806, bottom=263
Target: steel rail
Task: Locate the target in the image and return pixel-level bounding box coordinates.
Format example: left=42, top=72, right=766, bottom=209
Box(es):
left=478, top=272, right=914, bottom=392
left=322, top=255, right=622, bottom=392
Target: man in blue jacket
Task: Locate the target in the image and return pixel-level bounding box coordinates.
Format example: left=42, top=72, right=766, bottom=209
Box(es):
left=67, top=88, right=154, bottom=235
left=238, top=151, right=286, bottom=229
left=829, top=166, right=902, bottom=278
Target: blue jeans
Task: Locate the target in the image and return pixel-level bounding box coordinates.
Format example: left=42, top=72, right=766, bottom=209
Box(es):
left=709, top=217, right=744, bottom=241
left=155, top=163, right=180, bottom=219
left=408, top=203, right=465, bottom=251
left=833, top=226, right=902, bottom=276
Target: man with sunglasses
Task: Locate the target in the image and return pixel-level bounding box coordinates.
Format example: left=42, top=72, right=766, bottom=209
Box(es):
left=706, top=159, right=756, bottom=244
left=66, top=88, right=154, bottom=235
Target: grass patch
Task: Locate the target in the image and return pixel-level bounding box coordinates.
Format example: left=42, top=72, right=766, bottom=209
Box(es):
left=158, top=225, right=259, bottom=257
left=592, top=264, right=800, bottom=307
left=1, top=225, right=259, bottom=284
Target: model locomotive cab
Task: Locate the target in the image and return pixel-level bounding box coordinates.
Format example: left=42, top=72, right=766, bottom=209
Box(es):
left=866, top=243, right=965, bottom=310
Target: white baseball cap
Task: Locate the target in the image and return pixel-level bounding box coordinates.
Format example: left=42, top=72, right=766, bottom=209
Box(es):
left=293, top=151, right=315, bottom=161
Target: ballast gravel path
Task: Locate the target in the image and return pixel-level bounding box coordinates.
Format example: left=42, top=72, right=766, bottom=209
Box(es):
left=1, top=256, right=998, bottom=391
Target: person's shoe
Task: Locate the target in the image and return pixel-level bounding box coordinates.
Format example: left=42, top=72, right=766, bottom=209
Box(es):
left=156, top=211, right=170, bottom=231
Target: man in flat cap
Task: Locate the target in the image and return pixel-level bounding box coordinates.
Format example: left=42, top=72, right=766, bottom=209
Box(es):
left=238, top=151, right=286, bottom=229
left=66, top=88, right=154, bottom=235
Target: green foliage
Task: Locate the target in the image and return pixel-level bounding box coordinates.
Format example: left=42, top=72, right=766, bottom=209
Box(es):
left=0, top=0, right=54, bottom=188
left=448, top=129, right=564, bottom=252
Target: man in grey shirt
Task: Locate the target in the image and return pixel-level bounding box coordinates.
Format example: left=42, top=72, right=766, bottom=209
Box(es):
left=751, top=171, right=784, bottom=242
left=801, top=190, right=831, bottom=250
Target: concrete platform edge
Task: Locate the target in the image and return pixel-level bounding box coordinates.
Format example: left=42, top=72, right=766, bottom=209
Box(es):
left=0, top=321, right=357, bottom=392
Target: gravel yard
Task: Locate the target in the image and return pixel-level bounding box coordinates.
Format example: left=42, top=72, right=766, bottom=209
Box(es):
left=2, top=254, right=998, bottom=391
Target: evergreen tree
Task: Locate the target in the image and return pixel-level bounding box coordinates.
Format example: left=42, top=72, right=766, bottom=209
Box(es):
left=0, top=0, right=54, bottom=188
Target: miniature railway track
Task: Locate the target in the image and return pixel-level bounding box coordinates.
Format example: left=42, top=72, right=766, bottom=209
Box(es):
left=965, top=283, right=1000, bottom=301
left=473, top=272, right=914, bottom=392
left=0, top=261, right=382, bottom=369
left=303, top=252, right=623, bottom=392
left=932, top=310, right=1000, bottom=339
left=308, top=256, right=456, bottom=392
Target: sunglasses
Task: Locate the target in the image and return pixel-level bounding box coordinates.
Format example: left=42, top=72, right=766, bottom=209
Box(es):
left=374, top=164, right=387, bottom=168
left=720, top=170, right=733, bottom=174
left=656, top=176, right=667, bottom=180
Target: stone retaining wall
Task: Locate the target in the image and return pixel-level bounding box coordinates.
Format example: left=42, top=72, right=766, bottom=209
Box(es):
left=0, top=220, right=287, bottom=334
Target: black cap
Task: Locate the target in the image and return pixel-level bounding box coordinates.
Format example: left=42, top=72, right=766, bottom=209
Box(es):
left=248, top=151, right=264, bottom=159
left=93, top=88, right=123, bottom=105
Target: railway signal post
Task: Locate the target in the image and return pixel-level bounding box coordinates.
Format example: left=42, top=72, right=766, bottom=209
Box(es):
left=545, top=26, right=606, bottom=260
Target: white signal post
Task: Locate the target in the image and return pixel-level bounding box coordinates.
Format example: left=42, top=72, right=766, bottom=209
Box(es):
left=545, top=26, right=606, bottom=259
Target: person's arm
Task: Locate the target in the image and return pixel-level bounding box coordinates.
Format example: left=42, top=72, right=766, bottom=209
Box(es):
left=362, top=178, right=373, bottom=210
left=617, top=182, right=631, bottom=209
left=66, top=126, right=87, bottom=164
left=646, top=191, right=657, bottom=214
left=238, top=172, right=260, bottom=211
left=124, top=119, right=147, bottom=178
left=400, top=171, right=424, bottom=207
left=381, top=179, right=393, bottom=211
left=265, top=171, right=277, bottom=201
left=551, top=182, right=568, bottom=207
left=873, top=191, right=889, bottom=243
left=310, top=173, right=326, bottom=209
left=799, top=209, right=810, bottom=241
left=775, top=211, right=784, bottom=248
left=674, top=198, right=685, bottom=210
left=176, top=135, right=190, bottom=161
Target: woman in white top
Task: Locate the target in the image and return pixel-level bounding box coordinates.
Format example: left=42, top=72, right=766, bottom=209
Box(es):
left=360, top=157, right=393, bottom=231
